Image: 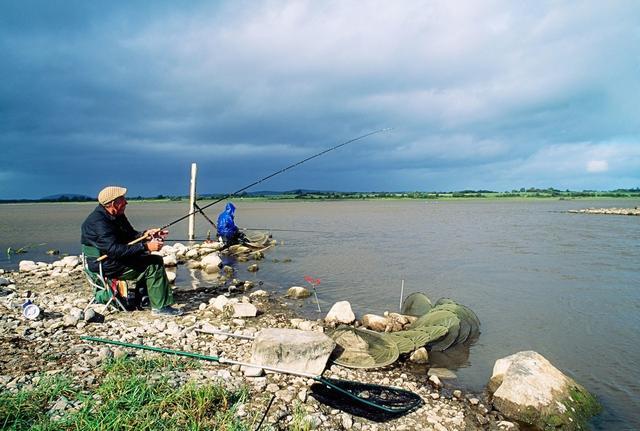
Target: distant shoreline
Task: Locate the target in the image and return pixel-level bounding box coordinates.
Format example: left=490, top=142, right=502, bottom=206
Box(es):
left=2, top=190, right=640, bottom=204
left=568, top=207, right=640, bottom=216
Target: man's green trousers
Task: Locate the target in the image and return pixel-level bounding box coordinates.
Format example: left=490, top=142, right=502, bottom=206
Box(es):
left=119, top=254, right=173, bottom=309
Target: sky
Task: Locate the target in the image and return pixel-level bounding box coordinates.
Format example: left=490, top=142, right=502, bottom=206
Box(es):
left=1, top=1, right=639, bottom=199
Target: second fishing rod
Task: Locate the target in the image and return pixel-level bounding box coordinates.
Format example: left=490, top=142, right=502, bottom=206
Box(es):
left=120, top=128, right=391, bottom=248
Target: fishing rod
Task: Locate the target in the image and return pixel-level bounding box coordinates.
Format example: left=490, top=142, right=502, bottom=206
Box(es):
left=105, top=128, right=391, bottom=254
left=193, top=202, right=217, bottom=228
left=168, top=128, right=391, bottom=229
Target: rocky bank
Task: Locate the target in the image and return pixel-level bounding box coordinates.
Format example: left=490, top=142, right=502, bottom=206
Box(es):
left=0, top=256, right=522, bottom=431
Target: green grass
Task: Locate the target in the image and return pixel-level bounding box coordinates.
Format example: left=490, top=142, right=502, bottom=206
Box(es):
left=0, top=374, right=75, bottom=431
left=0, top=356, right=252, bottom=431
left=289, top=402, right=313, bottom=431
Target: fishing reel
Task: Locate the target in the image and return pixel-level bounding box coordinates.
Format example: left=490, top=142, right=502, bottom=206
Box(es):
left=149, top=229, right=169, bottom=241
left=146, top=229, right=169, bottom=250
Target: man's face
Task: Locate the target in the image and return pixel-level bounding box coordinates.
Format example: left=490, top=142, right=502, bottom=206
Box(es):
left=108, top=196, right=127, bottom=215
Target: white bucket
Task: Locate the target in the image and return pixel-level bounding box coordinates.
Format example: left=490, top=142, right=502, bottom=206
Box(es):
left=22, top=300, right=41, bottom=320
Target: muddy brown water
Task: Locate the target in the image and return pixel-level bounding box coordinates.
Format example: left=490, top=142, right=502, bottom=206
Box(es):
left=1, top=199, right=639, bottom=429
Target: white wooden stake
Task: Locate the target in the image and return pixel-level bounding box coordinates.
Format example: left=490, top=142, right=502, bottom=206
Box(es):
left=188, top=163, right=197, bottom=240
left=399, top=279, right=404, bottom=312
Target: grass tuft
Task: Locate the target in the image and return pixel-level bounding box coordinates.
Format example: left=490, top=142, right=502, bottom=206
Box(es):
left=0, top=375, right=74, bottom=431
left=0, top=356, right=250, bottom=431
left=290, top=402, right=313, bottom=431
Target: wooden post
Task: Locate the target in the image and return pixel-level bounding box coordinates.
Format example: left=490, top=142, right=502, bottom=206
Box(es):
left=188, top=163, right=197, bottom=240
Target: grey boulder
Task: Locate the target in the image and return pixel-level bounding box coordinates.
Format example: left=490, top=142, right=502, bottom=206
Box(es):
left=488, top=350, right=600, bottom=430
left=251, top=328, right=335, bottom=376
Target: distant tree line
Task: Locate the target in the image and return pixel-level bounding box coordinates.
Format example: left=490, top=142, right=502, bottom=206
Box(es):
left=0, top=196, right=94, bottom=204
left=2, top=188, right=639, bottom=204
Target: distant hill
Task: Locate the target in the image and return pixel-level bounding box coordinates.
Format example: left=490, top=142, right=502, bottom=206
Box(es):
left=247, top=189, right=336, bottom=196
left=40, top=193, right=93, bottom=201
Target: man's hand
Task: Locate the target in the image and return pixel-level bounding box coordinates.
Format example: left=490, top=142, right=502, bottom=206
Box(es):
left=145, top=239, right=164, bottom=252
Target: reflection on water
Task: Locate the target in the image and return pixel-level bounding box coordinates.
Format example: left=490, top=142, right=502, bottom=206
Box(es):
left=429, top=340, right=473, bottom=370
left=186, top=267, right=200, bottom=290
left=1, top=199, right=640, bottom=429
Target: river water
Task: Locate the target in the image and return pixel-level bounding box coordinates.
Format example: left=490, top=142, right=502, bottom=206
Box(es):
left=1, top=199, right=638, bottom=429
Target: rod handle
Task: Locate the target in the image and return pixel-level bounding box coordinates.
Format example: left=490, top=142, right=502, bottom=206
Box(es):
left=95, top=234, right=148, bottom=262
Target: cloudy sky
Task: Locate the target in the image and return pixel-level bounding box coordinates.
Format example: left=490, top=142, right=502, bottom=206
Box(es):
left=1, top=1, right=639, bottom=199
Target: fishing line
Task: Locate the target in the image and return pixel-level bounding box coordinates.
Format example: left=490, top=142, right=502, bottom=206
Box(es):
left=160, top=225, right=329, bottom=242
left=97, top=128, right=391, bottom=257
left=242, top=227, right=330, bottom=234
left=160, top=128, right=391, bottom=231
left=193, top=202, right=217, bottom=228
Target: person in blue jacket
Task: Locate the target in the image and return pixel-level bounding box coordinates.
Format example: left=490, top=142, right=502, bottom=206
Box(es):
left=216, top=202, right=246, bottom=248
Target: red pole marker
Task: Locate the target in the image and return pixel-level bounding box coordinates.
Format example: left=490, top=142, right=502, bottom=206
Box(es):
left=304, top=275, right=322, bottom=312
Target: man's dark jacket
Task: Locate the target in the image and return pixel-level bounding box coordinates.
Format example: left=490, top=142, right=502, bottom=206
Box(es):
left=81, top=205, right=146, bottom=276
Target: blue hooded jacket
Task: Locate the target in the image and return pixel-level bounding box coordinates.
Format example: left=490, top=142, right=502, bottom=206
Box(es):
left=217, top=202, right=239, bottom=239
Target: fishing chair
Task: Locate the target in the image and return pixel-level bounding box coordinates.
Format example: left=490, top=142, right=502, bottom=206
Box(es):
left=81, top=245, right=128, bottom=313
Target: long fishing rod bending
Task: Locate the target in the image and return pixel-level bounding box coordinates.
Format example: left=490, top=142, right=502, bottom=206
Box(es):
left=95, top=128, right=391, bottom=259
left=162, top=127, right=391, bottom=230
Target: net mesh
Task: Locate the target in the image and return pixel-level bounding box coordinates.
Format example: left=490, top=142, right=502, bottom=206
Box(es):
left=328, top=326, right=399, bottom=369
left=401, top=292, right=433, bottom=316
left=310, top=377, right=423, bottom=422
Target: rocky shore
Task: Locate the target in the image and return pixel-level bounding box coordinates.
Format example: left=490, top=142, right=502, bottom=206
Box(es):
left=568, top=207, right=640, bottom=216
left=0, top=252, right=521, bottom=431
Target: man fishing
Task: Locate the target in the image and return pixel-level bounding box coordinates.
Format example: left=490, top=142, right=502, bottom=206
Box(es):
left=216, top=202, right=246, bottom=248
left=81, top=186, right=183, bottom=316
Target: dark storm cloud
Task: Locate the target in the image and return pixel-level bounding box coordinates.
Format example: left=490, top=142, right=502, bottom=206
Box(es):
left=1, top=1, right=639, bottom=198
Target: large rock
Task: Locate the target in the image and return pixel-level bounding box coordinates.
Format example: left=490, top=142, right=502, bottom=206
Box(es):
left=166, top=270, right=177, bottom=283
left=324, top=301, right=355, bottom=325
left=185, top=248, right=200, bottom=259
left=211, top=295, right=230, bottom=312
left=162, top=254, right=178, bottom=267
left=386, top=312, right=415, bottom=328
left=200, top=253, right=221, bottom=268
left=200, top=242, right=223, bottom=252
left=251, top=328, right=335, bottom=376
left=172, top=243, right=188, bottom=257
left=409, top=347, right=429, bottom=364
left=287, top=286, right=311, bottom=299
left=204, top=264, right=221, bottom=275
left=52, top=256, right=78, bottom=269
left=224, top=302, right=258, bottom=318
left=250, top=289, right=269, bottom=299
left=19, top=260, right=38, bottom=272
left=61, top=256, right=80, bottom=268
left=488, top=351, right=601, bottom=430
left=159, top=245, right=176, bottom=256
left=63, top=308, right=83, bottom=327
left=361, top=314, right=388, bottom=331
